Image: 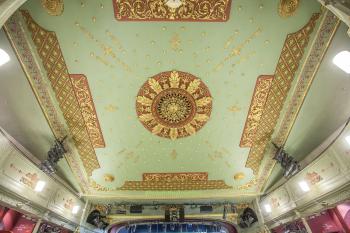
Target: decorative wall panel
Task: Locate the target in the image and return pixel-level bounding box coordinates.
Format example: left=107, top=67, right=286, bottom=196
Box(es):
left=113, top=0, right=232, bottom=22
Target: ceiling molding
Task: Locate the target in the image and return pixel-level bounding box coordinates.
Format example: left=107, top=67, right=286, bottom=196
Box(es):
left=113, top=0, right=232, bottom=22
left=20, top=10, right=101, bottom=176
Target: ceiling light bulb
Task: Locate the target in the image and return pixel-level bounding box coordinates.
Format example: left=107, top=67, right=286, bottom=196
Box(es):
left=333, top=51, right=350, bottom=74
left=298, top=180, right=310, bottom=192
left=0, top=49, right=10, bottom=66
left=34, top=180, right=46, bottom=192
left=264, top=204, right=272, bottom=213
left=72, top=205, right=80, bottom=214
left=345, top=135, right=350, bottom=145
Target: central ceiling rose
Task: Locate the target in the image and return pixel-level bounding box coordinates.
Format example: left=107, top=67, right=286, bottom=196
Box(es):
left=136, top=71, right=212, bottom=140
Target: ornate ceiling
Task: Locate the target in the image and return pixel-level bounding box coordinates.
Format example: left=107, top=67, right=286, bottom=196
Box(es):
left=3, top=0, right=340, bottom=202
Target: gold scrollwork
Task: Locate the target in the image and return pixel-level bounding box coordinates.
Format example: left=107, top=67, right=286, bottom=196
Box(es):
left=113, top=0, right=231, bottom=22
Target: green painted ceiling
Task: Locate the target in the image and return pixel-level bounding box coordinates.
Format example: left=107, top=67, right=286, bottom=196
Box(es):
left=17, top=0, right=322, bottom=199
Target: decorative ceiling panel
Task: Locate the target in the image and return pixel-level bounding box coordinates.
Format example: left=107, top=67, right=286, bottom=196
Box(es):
left=70, top=74, right=105, bottom=148
left=9, top=0, right=323, bottom=200
left=113, top=0, right=232, bottom=22
left=21, top=10, right=103, bottom=176
left=245, top=13, right=320, bottom=175
left=136, top=70, right=212, bottom=140
left=117, top=172, right=232, bottom=191
left=240, top=75, right=273, bottom=148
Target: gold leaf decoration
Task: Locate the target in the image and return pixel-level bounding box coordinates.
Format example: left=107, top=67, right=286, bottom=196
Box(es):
left=152, top=124, right=164, bottom=134
left=136, top=71, right=212, bottom=139
left=139, top=113, right=153, bottom=122
left=41, top=0, right=64, bottom=16
left=196, top=97, right=213, bottom=107
left=113, top=0, right=232, bottom=22
left=184, top=124, right=196, bottom=135
left=148, top=78, right=163, bottom=94
left=278, top=0, right=300, bottom=17
left=118, top=172, right=232, bottom=191
left=233, top=172, right=245, bottom=181
left=194, top=114, right=210, bottom=122
left=104, top=174, right=115, bottom=182
left=137, top=96, right=153, bottom=106
left=187, top=79, right=201, bottom=94
left=169, top=128, right=178, bottom=140
left=169, top=71, right=180, bottom=88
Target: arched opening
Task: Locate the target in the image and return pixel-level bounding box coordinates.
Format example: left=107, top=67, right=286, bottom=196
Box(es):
left=108, top=220, right=238, bottom=233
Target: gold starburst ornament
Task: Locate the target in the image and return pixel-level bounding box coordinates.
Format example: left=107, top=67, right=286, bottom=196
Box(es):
left=136, top=71, right=212, bottom=140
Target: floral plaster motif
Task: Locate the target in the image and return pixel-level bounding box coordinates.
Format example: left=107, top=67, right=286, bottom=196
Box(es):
left=136, top=71, right=212, bottom=140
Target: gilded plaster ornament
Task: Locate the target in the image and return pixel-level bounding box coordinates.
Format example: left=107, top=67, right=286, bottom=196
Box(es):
left=113, top=0, right=231, bottom=22
left=41, top=0, right=64, bottom=16
left=278, top=0, right=300, bottom=17
left=104, top=174, right=115, bottom=182
left=136, top=71, right=212, bottom=140
left=234, top=172, right=245, bottom=181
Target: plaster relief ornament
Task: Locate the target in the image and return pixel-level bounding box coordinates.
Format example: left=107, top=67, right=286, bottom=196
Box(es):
left=41, top=0, right=64, bottom=16
left=136, top=71, right=212, bottom=140
left=165, top=0, right=183, bottom=9
left=278, top=0, right=300, bottom=17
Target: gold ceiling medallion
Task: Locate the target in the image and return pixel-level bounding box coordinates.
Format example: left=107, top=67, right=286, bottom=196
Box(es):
left=118, top=172, right=232, bottom=191
left=278, top=0, right=300, bottom=17
left=113, top=0, right=232, bottom=22
left=41, top=0, right=64, bottom=16
left=136, top=71, right=212, bottom=140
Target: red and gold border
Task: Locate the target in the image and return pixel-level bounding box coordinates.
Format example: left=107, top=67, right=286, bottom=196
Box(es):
left=240, top=75, right=273, bottom=148
left=21, top=10, right=104, bottom=175
left=245, top=13, right=320, bottom=175
left=118, top=172, right=232, bottom=191
left=113, top=0, right=232, bottom=22
left=70, top=74, right=105, bottom=148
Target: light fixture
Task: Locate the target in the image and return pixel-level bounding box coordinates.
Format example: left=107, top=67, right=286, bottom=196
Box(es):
left=298, top=180, right=310, bottom=192
left=264, top=204, right=272, bottom=213
left=72, top=205, right=80, bottom=214
left=345, top=135, right=350, bottom=145
left=333, top=51, right=350, bottom=74
left=34, top=180, right=46, bottom=192
left=0, top=49, right=10, bottom=66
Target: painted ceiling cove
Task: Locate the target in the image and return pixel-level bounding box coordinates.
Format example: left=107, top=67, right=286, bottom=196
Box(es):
left=0, top=29, right=80, bottom=191
left=1, top=0, right=331, bottom=201
left=265, top=22, right=350, bottom=190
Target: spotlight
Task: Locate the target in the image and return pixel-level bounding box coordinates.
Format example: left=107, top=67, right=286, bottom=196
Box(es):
left=298, top=181, right=310, bottom=192
left=264, top=204, right=272, bottom=213
left=34, top=180, right=46, bottom=192
left=345, top=135, right=350, bottom=145
left=0, top=48, right=10, bottom=66
left=333, top=51, right=350, bottom=74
